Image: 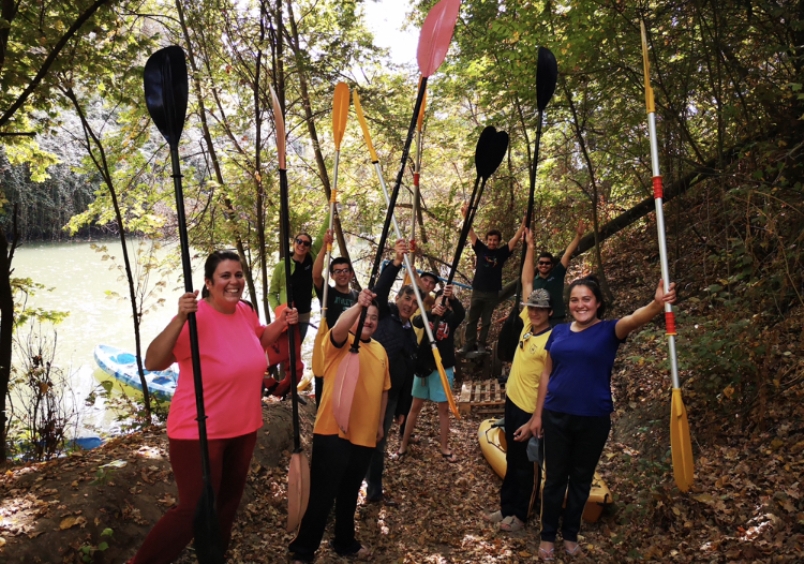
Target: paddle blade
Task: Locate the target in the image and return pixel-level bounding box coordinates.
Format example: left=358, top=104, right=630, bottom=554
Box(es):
left=269, top=85, right=286, bottom=169
left=536, top=46, right=558, bottom=112
left=286, top=452, right=311, bottom=532
left=333, top=82, right=350, bottom=149
left=640, top=21, right=655, bottom=113
left=353, top=89, right=379, bottom=163
left=670, top=388, right=694, bottom=491
left=432, top=348, right=460, bottom=418
left=143, top=45, right=188, bottom=147
left=193, top=485, right=226, bottom=563
left=475, top=125, right=510, bottom=180
left=311, top=319, right=329, bottom=376
left=332, top=351, right=361, bottom=433
left=417, top=0, right=461, bottom=77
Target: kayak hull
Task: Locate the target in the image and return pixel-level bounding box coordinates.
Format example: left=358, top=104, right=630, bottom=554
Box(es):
left=478, top=418, right=613, bottom=523
left=94, top=344, right=178, bottom=401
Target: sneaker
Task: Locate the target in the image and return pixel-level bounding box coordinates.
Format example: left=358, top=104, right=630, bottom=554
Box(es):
left=485, top=510, right=504, bottom=523
left=477, top=343, right=487, bottom=354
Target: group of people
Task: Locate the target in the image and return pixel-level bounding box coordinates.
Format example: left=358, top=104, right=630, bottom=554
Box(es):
left=127, top=211, right=676, bottom=563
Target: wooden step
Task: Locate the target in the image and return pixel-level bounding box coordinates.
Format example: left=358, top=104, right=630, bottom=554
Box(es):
left=458, top=379, right=506, bottom=416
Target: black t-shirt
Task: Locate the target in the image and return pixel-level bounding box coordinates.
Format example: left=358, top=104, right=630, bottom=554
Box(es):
left=289, top=255, right=314, bottom=314
left=314, top=283, right=359, bottom=328
left=471, top=240, right=513, bottom=292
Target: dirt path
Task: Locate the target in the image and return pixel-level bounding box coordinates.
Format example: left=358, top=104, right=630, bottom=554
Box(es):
left=3, top=381, right=803, bottom=563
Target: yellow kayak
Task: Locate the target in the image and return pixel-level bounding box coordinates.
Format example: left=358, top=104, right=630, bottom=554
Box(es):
left=478, top=418, right=613, bottom=523
left=297, top=371, right=314, bottom=392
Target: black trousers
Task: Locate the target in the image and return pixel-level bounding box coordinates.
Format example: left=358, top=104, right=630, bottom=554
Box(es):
left=500, top=397, right=541, bottom=522
left=540, top=409, right=611, bottom=543
left=289, top=435, right=374, bottom=562
left=365, top=392, right=399, bottom=500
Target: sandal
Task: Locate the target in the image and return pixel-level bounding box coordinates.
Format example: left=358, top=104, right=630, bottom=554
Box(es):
left=498, top=515, right=524, bottom=532
left=538, top=547, right=555, bottom=561
left=565, top=542, right=582, bottom=557
left=441, top=452, right=459, bottom=463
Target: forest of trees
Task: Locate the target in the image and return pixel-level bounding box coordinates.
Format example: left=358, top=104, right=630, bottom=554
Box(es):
left=1, top=0, right=803, bottom=460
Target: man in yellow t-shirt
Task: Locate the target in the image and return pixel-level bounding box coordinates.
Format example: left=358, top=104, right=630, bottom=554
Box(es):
left=486, top=228, right=553, bottom=534
left=289, top=290, right=390, bottom=563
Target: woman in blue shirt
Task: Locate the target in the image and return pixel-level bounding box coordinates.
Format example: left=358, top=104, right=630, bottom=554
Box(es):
left=525, top=276, right=676, bottom=560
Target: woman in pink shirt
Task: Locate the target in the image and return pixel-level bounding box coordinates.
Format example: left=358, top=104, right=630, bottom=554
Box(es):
left=128, top=250, right=297, bottom=564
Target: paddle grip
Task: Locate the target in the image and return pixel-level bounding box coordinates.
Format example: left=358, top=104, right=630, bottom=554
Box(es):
left=653, top=176, right=663, bottom=199
left=665, top=311, right=677, bottom=337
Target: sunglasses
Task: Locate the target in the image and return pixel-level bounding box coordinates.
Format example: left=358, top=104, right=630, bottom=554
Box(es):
left=538, top=261, right=552, bottom=266
left=519, top=331, right=533, bottom=350
left=295, top=238, right=312, bottom=247
left=332, top=267, right=352, bottom=275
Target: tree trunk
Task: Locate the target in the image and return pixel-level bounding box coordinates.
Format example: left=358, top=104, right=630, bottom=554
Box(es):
left=283, top=0, right=353, bottom=267
left=0, top=207, right=18, bottom=462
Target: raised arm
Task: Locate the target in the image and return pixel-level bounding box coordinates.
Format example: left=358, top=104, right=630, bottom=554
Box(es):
left=560, top=219, right=585, bottom=268
left=521, top=228, right=535, bottom=298
left=145, top=291, right=197, bottom=371
left=615, top=280, right=677, bottom=340
left=461, top=202, right=478, bottom=246
left=312, top=229, right=334, bottom=292
left=373, top=239, right=407, bottom=306
left=331, top=288, right=375, bottom=344
left=507, top=216, right=526, bottom=252
left=310, top=211, right=330, bottom=261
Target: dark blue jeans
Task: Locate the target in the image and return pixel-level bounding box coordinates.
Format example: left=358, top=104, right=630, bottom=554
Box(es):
left=365, top=393, right=399, bottom=500
left=540, top=409, right=610, bottom=543
left=288, top=435, right=374, bottom=562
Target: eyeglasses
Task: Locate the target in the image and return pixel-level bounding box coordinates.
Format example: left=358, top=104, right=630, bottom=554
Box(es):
left=295, top=238, right=312, bottom=247
left=519, top=331, right=533, bottom=350
left=332, top=268, right=352, bottom=275
left=538, top=261, right=552, bottom=266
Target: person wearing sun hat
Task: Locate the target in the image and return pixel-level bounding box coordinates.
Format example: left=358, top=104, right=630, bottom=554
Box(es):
left=485, top=228, right=552, bottom=533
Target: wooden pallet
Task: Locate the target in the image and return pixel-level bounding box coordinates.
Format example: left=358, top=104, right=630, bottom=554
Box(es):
left=458, top=379, right=506, bottom=416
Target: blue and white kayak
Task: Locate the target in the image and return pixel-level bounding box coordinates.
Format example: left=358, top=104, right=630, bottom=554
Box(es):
left=94, top=344, right=178, bottom=400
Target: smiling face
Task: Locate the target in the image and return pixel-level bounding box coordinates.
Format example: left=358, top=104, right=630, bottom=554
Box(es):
left=395, top=288, right=419, bottom=322
left=205, top=259, right=245, bottom=313
left=537, top=256, right=554, bottom=278
left=292, top=233, right=312, bottom=260
left=486, top=234, right=501, bottom=250
left=330, top=262, right=353, bottom=292
left=568, top=284, right=601, bottom=324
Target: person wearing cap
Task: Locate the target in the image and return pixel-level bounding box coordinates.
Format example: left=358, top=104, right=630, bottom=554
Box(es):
left=485, top=227, right=552, bottom=533
left=395, top=267, right=440, bottom=441
left=460, top=202, right=526, bottom=357
left=396, top=282, right=465, bottom=462
left=533, top=219, right=585, bottom=326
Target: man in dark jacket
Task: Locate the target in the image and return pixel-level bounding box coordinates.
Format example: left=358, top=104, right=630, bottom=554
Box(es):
left=365, top=239, right=419, bottom=504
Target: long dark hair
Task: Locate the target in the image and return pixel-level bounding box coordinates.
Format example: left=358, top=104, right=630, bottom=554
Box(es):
left=201, top=250, right=241, bottom=298
left=567, top=275, right=606, bottom=319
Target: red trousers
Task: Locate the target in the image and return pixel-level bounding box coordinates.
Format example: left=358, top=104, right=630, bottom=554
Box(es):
left=129, top=432, right=257, bottom=564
